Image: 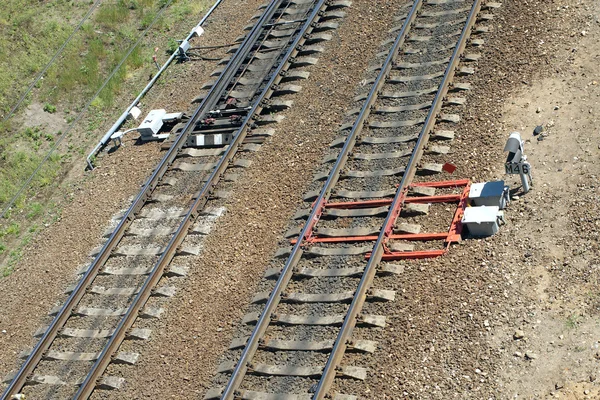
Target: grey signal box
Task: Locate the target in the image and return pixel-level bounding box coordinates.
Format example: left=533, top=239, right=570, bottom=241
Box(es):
left=468, top=181, right=509, bottom=209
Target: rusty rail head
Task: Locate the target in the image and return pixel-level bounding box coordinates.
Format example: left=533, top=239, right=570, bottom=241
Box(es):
left=71, top=1, right=299, bottom=399
left=0, top=2, right=288, bottom=399
left=312, top=1, right=483, bottom=398
left=217, top=1, right=424, bottom=399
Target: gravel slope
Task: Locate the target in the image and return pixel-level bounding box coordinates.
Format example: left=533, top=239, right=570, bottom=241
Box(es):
left=101, top=1, right=403, bottom=398
left=0, top=0, right=267, bottom=390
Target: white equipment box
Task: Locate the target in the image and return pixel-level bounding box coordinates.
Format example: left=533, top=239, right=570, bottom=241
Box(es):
left=468, top=181, right=509, bottom=209
left=138, top=109, right=183, bottom=141
left=462, top=206, right=501, bottom=237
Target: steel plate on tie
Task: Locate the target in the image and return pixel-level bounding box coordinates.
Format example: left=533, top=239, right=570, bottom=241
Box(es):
left=250, top=363, right=322, bottom=377
left=295, top=267, right=364, bottom=277
left=306, top=245, right=372, bottom=256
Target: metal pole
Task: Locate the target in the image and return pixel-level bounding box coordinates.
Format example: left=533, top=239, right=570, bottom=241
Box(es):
left=85, top=0, right=225, bottom=169
left=520, top=170, right=530, bottom=193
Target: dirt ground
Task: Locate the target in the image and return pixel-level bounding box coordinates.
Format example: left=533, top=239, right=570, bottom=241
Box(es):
left=0, top=0, right=266, bottom=388
left=494, top=8, right=600, bottom=397
left=2, top=0, right=600, bottom=399
left=366, top=0, right=600, bottom=399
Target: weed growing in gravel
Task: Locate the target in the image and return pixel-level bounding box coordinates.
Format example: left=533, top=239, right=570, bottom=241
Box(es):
left=43, top=103, right=57, bottom=113
left=566, top=313, right=582, bottom=329
left=0, top=224, right=37, bottom=277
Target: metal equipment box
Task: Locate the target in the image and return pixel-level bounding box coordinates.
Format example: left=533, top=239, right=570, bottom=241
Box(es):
left=468, top=181, right=508, bottom=209
left=138, top=109, right=167, bottom=139
left=137, top=109, right=183, bottom=141
left=462, top=206, right=500, bottom=237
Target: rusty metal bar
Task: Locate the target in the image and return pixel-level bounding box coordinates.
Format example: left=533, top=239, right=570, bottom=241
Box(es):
left=294, top=232, right=450, bottom=245
left=218, top=1, right=424, bottom=398
left=312, top=1, right=483, bottom=398
left=1, top=1, right=288, bottom=399
left=73, top=1, right=304, bottom=398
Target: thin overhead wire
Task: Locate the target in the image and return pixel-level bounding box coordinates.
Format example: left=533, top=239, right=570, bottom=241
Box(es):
left=1, top=0, right=103, bottom=122
left=0, top=0, right=175, bottom=220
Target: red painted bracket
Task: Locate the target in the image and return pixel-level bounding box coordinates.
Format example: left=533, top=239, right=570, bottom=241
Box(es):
left=291, top=179, right=470, bottom=252
left=370, top=181, right=472, bottom=261
left=293, top=180, right=471, bottom=262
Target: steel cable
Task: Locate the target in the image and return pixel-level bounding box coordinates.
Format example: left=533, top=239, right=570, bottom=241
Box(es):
left=0, top=0, right=175, bottom=220
left=1, top=0, right=103, bottom=122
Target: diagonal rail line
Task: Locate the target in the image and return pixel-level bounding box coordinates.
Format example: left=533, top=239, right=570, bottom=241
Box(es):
left=74, top=1, right=330, bottom=396
left=312, top=0, right=483, bottom=397
left=218, top=1, right=424, bottom=398
left=0, top=0, right=289, bottom=398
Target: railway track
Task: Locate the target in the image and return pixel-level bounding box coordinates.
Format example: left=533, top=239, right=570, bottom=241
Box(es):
left=205, top=0, right=499, bottom=399
left=0, top=0, right=350, bottom=398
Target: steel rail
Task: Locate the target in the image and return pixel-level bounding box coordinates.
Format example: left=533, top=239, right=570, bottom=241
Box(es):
left=312, top=1, right=483, bottom=397
left=218, top=1, right=423, bottom=398
left=73, top=1, right=327, bottom=398
left=86, top=0, right=226, bottom=169
left=0, top=1, right=286, bottom=398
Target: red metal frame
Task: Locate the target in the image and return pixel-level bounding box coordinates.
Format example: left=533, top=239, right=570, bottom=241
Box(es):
left=374, top=180, right=471, bottom=260
left=293, top=180, right=471, bottom=261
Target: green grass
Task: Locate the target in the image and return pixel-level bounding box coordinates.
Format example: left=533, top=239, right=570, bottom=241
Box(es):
left=0, top=0, right=214, bottom=275
left=26, top=203, right=43, bottom=220
left=0, top=137, right=62, bottom=205
left=566, top=313, right=582, bottom=329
